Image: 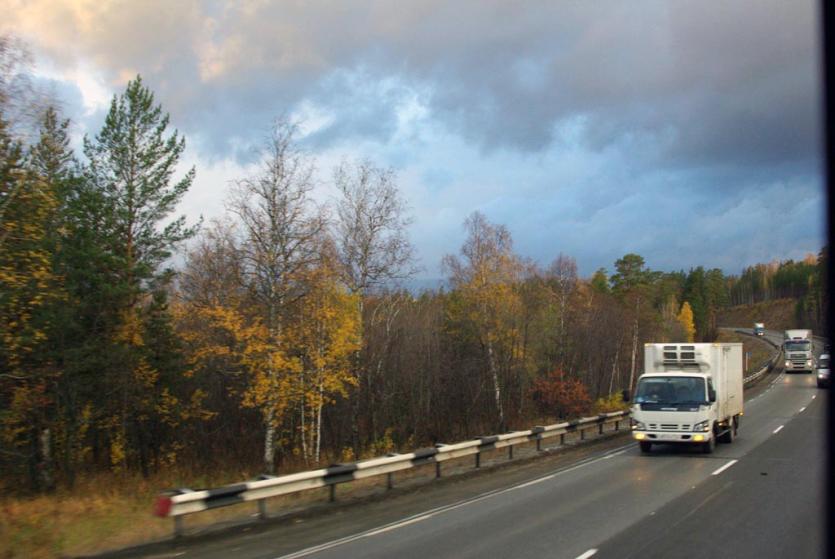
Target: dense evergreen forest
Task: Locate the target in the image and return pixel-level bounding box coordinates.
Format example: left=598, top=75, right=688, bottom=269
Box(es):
left=0, top=37, right=827, bottom=492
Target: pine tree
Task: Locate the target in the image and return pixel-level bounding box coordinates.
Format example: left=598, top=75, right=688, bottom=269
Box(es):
left=0, top=110, right=64, bottom=490
left=79, top=75, right=199, bottom=472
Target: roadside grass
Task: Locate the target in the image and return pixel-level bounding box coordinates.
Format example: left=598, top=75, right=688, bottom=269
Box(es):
left=0, top=468, right=262, bottom=558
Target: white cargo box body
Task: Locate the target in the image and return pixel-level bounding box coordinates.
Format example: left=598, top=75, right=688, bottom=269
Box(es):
left=644, top=343, right=744, bottom=420
left=784, top=329, right=812, bottom=340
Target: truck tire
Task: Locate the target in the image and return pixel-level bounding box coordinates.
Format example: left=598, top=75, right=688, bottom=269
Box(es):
left=719, top=422, right=736, bottom=444
left=639, top=441, right=652, bottom=453
left=702, top=436, right=715, bottom=454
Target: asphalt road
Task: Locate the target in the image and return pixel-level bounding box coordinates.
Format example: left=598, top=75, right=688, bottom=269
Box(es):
left=117, top=331, right=826, bottom=559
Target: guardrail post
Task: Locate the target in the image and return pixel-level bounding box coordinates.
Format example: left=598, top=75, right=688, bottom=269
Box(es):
left=599, top=423, right=604, bottom=435
left=257, top=499, right=267, bottom=520
left=580, top=428, right=585, bottom=441
left=435, top=462, right=441, bottom=478
left=560, top=433, right=565, bottom=445
left=386, top=473, right=393, bottom=490
left=173, top=516, right=183, bottom=538
left=536, top=437, right=541, bottom=451
left=475, top=452, right=481, bottom=468
left=329, top=484, right=336, bottom=502
left=615, top=420, right=619, bottom=431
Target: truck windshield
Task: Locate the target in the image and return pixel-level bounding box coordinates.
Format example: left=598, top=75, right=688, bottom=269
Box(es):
left=635, top=377, right=707, bottom=405
left=785, top=341, right=811, bottom=352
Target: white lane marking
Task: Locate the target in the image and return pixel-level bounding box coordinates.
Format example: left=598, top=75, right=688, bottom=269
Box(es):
left=773, top=425, right=784, bottom=434
left=364, top=514, right=433, bottom=536
left=274, top=443, right=635, bottom=559
left=711, top=459, right=738, bottom=476
left=799, top=406, right=806, bottom=412
left=513, top=474, right=555, bottom=490
left=575, top=550, right=598, bottom=559
left=812, top=394, right=817, bottom=400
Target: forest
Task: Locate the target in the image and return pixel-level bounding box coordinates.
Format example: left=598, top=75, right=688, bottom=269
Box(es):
left=0, top=36, right=828, bottom=493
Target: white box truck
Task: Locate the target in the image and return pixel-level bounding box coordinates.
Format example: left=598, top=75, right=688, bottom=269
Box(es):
left=753, top=323, right=765, bottom=336
left=783, top=329, right=814, bottom=373
left=626, top=343, right=743, bottom=454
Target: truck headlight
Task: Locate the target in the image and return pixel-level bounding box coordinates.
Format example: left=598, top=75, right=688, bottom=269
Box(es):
left=806, top=360, right=813, bottom=367
left=785, top=361, right=791, bottom=368
left=693, top=420, right=710, bottom=432
left=632, top=421, right=646, bottom=430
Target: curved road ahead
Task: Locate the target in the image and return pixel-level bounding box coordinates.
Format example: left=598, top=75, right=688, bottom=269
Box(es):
left=121, top=331, right=826, bottom=559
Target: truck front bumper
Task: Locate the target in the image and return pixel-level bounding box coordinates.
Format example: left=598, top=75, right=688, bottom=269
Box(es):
left=633, top=431, right=711, bottom=444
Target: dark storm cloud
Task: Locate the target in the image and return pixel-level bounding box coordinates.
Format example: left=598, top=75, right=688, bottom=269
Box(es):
left=3, top=0, right=823, bottom=276
left=7, top=0, right=819, bottom=172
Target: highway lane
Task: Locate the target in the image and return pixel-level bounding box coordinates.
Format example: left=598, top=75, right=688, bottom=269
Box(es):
left=126, top=334, right=824, bottom=559
left=592, top=388, right=825, bottom=559
left=266, top=364, right=821, bottom=559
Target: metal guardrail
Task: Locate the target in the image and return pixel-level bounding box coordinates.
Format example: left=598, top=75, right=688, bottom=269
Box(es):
left=154, top=410, right=629, bottom=535
left=734, top=328, right=781, bottom=385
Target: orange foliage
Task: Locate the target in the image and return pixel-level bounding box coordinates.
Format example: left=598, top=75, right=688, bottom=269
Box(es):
left=531, top=370, right=592, bottom=420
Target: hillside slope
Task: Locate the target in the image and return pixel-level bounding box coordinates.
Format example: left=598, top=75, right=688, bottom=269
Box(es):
left=716, top=298, right=803, bottom=333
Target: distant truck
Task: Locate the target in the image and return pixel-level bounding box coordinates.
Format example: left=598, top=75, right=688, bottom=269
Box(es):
left=753, top=323, right=765, bottom=336
left=783, top=329, right=814, bottom=373
left=625, top=343, right=743, bottom=454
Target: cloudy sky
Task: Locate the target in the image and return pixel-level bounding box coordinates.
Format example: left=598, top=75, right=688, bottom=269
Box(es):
left=1, top=0, right=825, bottom=279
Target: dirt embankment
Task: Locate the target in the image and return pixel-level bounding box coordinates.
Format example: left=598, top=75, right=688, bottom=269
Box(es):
left=716, top=298, right=802, bottom=333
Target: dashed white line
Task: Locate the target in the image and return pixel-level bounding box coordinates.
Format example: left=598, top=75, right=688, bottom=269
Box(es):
left=799, top=406, right=806, bottom=413
left=773, top=425, right=784, bottom=434
left=812, top=394, right=817, bottom=400
left=711, top=459, right=738, bottom=476
left=575, top=550, right=598, bottom=559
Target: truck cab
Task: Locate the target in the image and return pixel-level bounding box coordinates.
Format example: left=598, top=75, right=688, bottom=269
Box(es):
left=783, top=329, right=814, bottom=373
left=753, top=323, right=765, bottom=336
left=628, top=343, right=743, bottom=454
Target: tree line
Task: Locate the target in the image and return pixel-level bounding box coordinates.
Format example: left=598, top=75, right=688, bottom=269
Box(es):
left=0, top=38, right=826, bottom=493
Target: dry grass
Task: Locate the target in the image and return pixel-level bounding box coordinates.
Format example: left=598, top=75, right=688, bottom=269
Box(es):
left=0, top=467, right=266, bottom=558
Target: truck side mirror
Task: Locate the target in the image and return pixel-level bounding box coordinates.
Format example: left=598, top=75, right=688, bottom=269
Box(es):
left=708, top=387, right=716, bottom=403
left=621, top=389, right=631, bottom=402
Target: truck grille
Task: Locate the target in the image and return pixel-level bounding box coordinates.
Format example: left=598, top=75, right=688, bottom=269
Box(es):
left=649, top=424, right=690, bottom=431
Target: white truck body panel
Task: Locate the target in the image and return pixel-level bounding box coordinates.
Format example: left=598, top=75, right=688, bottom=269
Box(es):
left=631, top=343, right=743, bottom=448
left=784, top=329, right=812, bottom=340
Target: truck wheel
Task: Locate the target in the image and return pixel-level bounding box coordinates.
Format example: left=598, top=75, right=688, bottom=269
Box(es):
left=639, top=441, right=652, bottom=453
left=720, top=423, right=735, bottom=443
left=702, top=436, right=715, bottom=454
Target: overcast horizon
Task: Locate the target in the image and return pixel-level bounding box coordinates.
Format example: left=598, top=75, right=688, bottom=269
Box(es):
left=1, top=0, right=825, bottom=279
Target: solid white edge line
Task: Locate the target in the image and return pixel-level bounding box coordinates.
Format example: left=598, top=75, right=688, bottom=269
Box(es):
left=575, top=550, right=598, bottom=559
left=711, top=459, right=738, bottom=476
left=773, top=425, right=784, bottom=434
left=273, top=443, right=635, bottom=559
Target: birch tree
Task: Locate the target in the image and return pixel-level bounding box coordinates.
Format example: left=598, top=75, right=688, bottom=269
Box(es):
left=333, top=159, right=415, bottom=452
left=443, top=212, right=523, bottom=432
left=229, top=120, right=325, bottom=473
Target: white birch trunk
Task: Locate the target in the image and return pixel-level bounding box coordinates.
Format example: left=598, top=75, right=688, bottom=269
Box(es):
left=486, top=339, right=505, bottom=430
